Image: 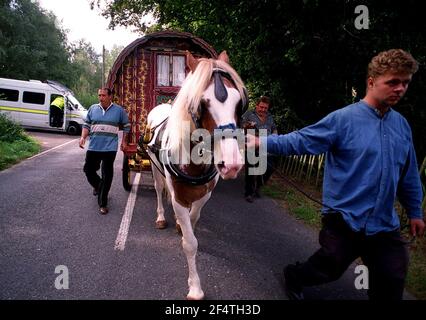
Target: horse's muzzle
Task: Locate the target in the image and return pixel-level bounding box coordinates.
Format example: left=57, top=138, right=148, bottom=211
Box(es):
left=217, top=162, right=242, bottom=180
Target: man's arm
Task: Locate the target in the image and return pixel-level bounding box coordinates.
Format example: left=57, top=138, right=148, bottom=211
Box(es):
left=397, top=142, right=425, bottom=237
left=241, top=110, right=256, bottom=130
left=263, top=112, right=338, bottom=156
left=120, top=108, right=131, bottom=151
left=79, top=128, right=89, bottom=149
left=121, top=132, right=128, bottom=151
left=79, top=108, right=91, bottom=149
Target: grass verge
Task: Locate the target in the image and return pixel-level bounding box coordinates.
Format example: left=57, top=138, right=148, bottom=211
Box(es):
left=0, top=137, right=40, bottom=170
left=0, top=114, right=40, bottom=171
left=263, top=176, right=322, bottom=228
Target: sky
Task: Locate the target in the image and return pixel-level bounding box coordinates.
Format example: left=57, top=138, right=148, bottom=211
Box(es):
left=37, top=0, right=141, bottom=53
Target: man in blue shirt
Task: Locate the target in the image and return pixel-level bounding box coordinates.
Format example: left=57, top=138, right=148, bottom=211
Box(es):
left=79, top=88, right=130, bottom=215
left=248, top=49, right=424, bottom=300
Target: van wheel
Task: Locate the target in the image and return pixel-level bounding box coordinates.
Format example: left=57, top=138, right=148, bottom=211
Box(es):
left=67, top=123, right=80, bottom=135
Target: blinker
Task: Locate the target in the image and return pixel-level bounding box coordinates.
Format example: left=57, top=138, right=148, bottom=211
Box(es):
left=213, top=71, right=228, bottom=103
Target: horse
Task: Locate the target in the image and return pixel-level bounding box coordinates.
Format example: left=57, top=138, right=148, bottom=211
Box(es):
left=143, top=50, right=247, bottom=300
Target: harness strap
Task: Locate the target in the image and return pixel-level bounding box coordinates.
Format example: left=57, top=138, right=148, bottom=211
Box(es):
left=163, top=153, right=218, bottom=186
left=142, top=118, right=218, bottom=185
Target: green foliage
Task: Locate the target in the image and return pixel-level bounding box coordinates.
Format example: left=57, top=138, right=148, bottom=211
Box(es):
left=406, top=244, right=426, bottom=299
left=0, top=113, right=27, bottom=143
left=0, top=0, right=74, bottom=85
left=0, top=137, right=40, bottom=171
left=0, top=113, right=39, bottom=170
left=69, top=40, right=102, bottom=103
left=75, top=93, right=98, bottom=109
left=0, top=0, right=110, bottom=109
left=104, top=44, right=125, bottom=83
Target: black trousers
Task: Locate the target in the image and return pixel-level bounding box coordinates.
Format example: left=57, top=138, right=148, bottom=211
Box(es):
left=244, top=155, right=276, bottom=196
left=292, top=212, right=409, bottom=300
left=50, top=106, right=63, bottom=127
left=83, top=151, right=117, bottom=207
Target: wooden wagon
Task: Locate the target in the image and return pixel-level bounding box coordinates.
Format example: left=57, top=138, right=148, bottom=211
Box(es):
left=106, top=31, right=217, bottom=190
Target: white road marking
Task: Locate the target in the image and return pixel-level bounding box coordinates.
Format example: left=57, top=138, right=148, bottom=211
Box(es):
left=114, top=172, right=141, bottom=251
left=28, top=139, right=78, bottom=160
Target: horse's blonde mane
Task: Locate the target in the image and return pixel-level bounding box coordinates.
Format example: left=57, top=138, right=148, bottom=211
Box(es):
left=166, top=57, right=246, bottom=158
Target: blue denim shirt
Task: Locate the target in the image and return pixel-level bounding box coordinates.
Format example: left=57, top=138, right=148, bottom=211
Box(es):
left=265, top=101, right=423, bottom=235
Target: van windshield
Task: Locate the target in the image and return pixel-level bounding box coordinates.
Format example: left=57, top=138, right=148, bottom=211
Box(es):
left=67, top=94, right=86, bottom=111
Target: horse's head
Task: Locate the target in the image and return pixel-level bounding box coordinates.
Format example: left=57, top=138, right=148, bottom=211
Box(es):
left=166, top=51, right=247, bottom=180
left=188, top=51, right=247, bottom=179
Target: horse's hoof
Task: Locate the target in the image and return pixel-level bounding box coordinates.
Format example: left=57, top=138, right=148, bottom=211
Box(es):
left=175, top=223, right=182, bottom=235
left=156, top=220, right=168, bottom=229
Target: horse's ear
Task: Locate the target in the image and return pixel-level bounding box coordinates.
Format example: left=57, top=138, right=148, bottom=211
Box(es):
left=186, top=50, right=199, bottom=72
left=218, top=51, right=229, bottom=64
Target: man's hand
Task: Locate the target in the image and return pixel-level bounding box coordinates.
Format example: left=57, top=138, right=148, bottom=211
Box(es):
left=242, top=121, right=256, bottom=130
left=246, top=134, right=259, bottom=149
left=79, top=137, right=86, bottom=149
left=120, top=142, right=127, bottom=152
left=410, top=218, right=425, bottom=237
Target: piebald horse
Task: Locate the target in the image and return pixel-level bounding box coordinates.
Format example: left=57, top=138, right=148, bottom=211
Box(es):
left=144, top=51, right=247, bottom=299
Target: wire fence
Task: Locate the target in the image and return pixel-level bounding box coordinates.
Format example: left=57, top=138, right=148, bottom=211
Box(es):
left=276, top=153, right=325, bottom=187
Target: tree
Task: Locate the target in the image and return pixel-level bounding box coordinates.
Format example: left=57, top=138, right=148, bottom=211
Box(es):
left=0, top=0, right=75, bottom=86
left=68, top=40, right=102, bottom=107
left=104, top=44, right=125, bottom=83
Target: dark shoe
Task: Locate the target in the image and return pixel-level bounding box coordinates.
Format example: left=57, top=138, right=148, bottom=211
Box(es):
left=283, top=264, right=305, bottom=300
left=99, top=207, right=109, bottom=215
left=245, top=195, right=254, bottom=203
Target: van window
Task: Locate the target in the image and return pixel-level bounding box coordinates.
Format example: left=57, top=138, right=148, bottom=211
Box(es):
left=0, top=88, right=19, bottom=101
left=23, top=91, right=45, bottom=105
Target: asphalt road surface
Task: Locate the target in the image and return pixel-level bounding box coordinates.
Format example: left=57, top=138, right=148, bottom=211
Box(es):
left=0, top=131, right=384, bottom=301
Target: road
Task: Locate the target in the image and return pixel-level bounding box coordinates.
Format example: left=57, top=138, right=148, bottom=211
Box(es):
left=0, top=131, right=371, bottom=300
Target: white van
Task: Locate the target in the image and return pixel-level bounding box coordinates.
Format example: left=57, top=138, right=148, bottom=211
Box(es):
left=0, top=77, right=87, bottom=135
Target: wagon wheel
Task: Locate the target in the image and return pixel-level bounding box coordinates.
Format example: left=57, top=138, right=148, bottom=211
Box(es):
left=122, top=155, right=132, bottom=191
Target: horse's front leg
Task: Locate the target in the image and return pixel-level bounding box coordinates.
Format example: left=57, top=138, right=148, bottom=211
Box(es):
left=152, top=166, right=168, bottom=229
left=172, top=199, right=204, bottom=300
left=190, top=177, right=218, bottom=229
left=189, top=192, right=211, bottom=229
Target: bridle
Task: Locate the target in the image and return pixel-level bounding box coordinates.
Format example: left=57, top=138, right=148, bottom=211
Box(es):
left=189, top=68, right=248, bottom=130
